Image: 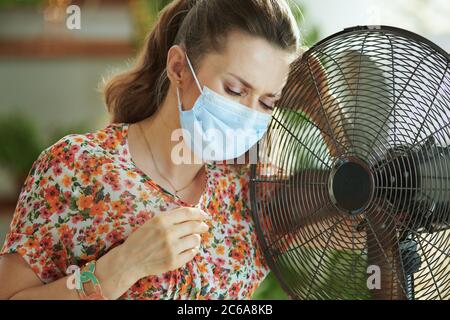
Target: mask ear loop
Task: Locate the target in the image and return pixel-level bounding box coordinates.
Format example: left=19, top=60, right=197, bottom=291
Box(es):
left=184, top=52, right=203, bottom=94
left=176, top=85, right=183, bottom=112
left=177, top=51, right=203, bottom=112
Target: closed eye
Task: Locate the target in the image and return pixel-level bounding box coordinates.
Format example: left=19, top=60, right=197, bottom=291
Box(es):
left=260, top=101, right=274, bottom=111
left=225, top=87, right=242, bottom=96
left=226, top=86, right=274, bottom=111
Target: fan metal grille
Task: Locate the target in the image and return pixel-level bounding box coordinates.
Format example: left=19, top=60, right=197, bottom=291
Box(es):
left=250, top=26, right=449, bottom=300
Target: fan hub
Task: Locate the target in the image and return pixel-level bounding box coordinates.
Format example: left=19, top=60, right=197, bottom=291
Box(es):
left=329, top=158, right=374, bottom=215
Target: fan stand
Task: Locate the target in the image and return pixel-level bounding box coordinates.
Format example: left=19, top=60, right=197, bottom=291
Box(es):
left=365, top=210, right=409, bottom=300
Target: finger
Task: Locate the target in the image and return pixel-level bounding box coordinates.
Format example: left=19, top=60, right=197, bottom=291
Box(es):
left=168, top=207, right=211, bottom=224
left=172, top=220, right=209, bottom=238
left=175, top=234, right=202, bottom=254
left=177, top=247, right=199, bottom=265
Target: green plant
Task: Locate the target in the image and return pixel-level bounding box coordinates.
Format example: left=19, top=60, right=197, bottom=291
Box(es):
left=0, top=111, right=90, bottom=194
left=130, top=0, right=173, bottom=48
left=288, top=0, right=321, bottom=48
left=0, top=111, right=44, bottom=183
left=0, top=0, right=43, bottom=8
left=253, top=272, right=290, bottom=300
left=47, top=122, right=90, bottom=146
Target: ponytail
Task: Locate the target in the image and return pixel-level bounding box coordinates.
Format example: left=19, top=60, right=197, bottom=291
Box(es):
left=104, top=0, right=193, bottom=124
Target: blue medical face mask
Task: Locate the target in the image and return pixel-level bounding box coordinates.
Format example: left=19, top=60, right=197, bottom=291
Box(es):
left=176, top=52, right=272, bottom=162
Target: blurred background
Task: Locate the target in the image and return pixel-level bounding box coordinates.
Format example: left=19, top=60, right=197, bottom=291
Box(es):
left=0, top=0, right=448, bottom=299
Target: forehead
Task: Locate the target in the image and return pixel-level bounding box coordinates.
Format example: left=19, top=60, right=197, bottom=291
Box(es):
left=200, top=30, right=293, bottom=94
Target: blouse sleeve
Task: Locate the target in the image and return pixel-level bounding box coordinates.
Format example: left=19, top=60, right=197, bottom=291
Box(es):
left=0, top=140, right=76, bottom=283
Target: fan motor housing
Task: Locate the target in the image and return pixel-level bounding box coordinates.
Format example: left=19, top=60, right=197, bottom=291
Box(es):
left=329, top=157, right=374, bottom=215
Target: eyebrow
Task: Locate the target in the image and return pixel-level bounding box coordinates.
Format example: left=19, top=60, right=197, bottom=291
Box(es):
left=226, top=72, right=281, bottom=98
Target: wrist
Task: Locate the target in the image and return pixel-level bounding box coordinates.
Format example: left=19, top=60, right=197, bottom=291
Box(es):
left=95, top=244, right=139, bottom=300
left=76, top=261, right=107, bottom=300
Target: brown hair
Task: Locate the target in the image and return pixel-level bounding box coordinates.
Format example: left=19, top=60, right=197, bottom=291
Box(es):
left=104, top=0, right=300, bottom=124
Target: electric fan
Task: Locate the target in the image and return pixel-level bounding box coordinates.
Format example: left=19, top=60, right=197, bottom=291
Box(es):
left=250, top=26, right=449, bottom=300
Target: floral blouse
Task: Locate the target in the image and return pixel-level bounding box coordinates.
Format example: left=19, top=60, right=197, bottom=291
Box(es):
left=0, top=122, right=270, bottom=299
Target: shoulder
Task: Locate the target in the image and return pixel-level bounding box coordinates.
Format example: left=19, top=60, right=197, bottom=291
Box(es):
left=10, top=124, right=128, bottom=231
left=45, top=123, right=127, bottom=157
left=35, top=123, right=127, bottom=170
left=20, top=123, right=128, bottom=203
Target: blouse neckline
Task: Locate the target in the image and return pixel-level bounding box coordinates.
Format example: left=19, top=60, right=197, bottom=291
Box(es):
left=120, top=122, right=210, bottom=208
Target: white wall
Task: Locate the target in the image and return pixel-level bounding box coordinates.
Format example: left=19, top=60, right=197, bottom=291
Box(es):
left=297, top=0, right=450, bottom=51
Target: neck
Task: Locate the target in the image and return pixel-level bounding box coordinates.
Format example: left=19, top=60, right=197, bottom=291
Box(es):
left=140, top=86, right=204, bottom=181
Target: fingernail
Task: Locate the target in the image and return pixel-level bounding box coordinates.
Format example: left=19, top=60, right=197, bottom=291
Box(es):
left=201, top=211, right=212, bottom=219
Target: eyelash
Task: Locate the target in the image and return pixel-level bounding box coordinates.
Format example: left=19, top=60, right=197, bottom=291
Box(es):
left=225, top=87, right=274, bottom=110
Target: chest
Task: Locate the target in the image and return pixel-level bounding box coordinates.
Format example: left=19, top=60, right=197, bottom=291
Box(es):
left=65, top=163, right=269, bottom=299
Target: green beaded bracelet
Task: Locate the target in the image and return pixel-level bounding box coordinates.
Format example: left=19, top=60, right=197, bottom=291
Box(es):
left=76, top=260, right=107, bottom=300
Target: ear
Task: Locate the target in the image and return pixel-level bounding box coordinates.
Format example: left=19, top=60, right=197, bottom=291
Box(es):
left=167, top=45, right=187, bottom=87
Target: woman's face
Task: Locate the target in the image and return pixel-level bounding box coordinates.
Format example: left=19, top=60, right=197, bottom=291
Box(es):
left=168, top=29, right=295, bottom=115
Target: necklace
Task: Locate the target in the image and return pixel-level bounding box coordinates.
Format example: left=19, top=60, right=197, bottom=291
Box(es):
left=138, top=122, right=203, bottom=198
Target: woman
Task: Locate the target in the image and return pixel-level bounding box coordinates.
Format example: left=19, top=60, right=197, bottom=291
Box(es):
left=0, top=0, right=300, bottom=299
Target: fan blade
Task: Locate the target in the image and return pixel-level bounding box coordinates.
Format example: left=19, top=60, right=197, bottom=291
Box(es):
left=327, top=49, right=393, bottom=162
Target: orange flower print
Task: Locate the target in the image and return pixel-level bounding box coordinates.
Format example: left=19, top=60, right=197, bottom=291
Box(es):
left=126, top=170, right=137, bottom=179
left=24, top=238, right=39, bottom=250
left=79, top=172, right=90, bottom=184
left=25, top=225, right=34, bottom=235
left=89, top=200, right=108, bottom=217
left=85, top=232, right=97, bottom=244
left=62, top=175, right=71, bottom=188
left=97, top=132, right=107, bottom=141
left=77, top=195, right=94, bottom=211
left=215, top=245, right=225, bottom=255
left=98, top=224, right=109, bottom=234
left=198, top=262, right=207, bottom=274
left=44, top=185, right=59, bottom=200
left=48, top=198, right=65, bottom=214
left=235, top=200, right=242, bottom=212
left=219, top=179, right=227, bottom=189
left=39, top=177, right=48, bottom=187
left=231, top=210, right=242, bottom=222
left=230, top=248, right=244, bottom=262
left=111, top=200, right=127, bottom=216
left=139, top=191, right=149, bottom=201
left=228, top=281, right=242, bottom=298
left=92, top=165, right=103, bottom=176
left=200, top=230, right=212, bottom=245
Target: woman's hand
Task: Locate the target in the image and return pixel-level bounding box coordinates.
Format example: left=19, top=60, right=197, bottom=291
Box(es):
left=123, top=206, right=210, bottom=277
left=95, top=206, right=211, bottom=299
